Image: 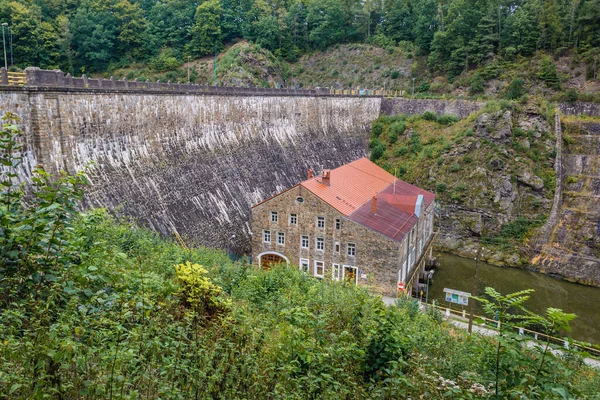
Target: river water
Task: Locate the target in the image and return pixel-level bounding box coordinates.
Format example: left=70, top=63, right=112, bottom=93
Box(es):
left=427, top=253, right=600, bottom=344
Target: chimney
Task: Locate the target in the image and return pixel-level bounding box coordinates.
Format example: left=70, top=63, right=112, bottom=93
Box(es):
left=308, top=168, right=313, bottom=179
left=372, top=195, right=378, bottom=214
left=321, top=170, right=331, bottom=185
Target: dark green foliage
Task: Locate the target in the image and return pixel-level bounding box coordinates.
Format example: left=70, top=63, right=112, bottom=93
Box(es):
left=564, top=88, right=579, bottom=102
left=505, top=78, right=525, bottom=100
left=422, top=111, right=437, bottom=121
left=390, top=121, right=406, bottom=136
left=370, top=138, right=386, bottom=161
left=469, top=74, right=485, bottom=95
left=409, top=133, right=422, bottom=153
left=499, top=217, right=539, bottom=240
left=394, top=146, right=409, bottom=157
left=436, top=182, right=447, bottom=193
left=388, top=131, right=398, bottom=144
left=538, top=57, right=561, bottom=90
left=436, top=114, right=459, bottom=126
left=371, top=121, right=384, bottom=137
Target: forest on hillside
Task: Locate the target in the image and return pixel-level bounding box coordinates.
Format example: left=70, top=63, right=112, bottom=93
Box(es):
left=0, top=0, right=599, bottom=79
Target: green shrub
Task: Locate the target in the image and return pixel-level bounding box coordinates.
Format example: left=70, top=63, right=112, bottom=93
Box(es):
left=416, top=81, right=430, bottom=92
left=505, top=78, right=525, bottom=100
left=564, top=88, right=579, bottom=102
left=469, top=74, right=485, bottom=95
left=538, top=57, right=561, bottom=90
left=436, top=182, right=448, bottom=192
left=394, top=146, right=409, bottom=157
left=455, top=182, right=467, bottom=192
left=436, top=114, right=459, bottom=125
left=409, top=133, right=422, bottom=153
left=422, top=111, right=437, bottom=121
left=463, top=155, right=473, bottom=164
left=450, top=163, right=461, bottom=172
left=388, top=131, right=399, bottom=144
left=390, top=121, right=406, bottom=136
left=370, top=138, right=386, bottom=161
left=391, top=70, right=400, bottom=79
left=372, top=121, right=384, bottom=137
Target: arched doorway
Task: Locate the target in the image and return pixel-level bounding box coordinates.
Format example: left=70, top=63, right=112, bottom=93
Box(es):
left=258, top=251, right=289, bottom=270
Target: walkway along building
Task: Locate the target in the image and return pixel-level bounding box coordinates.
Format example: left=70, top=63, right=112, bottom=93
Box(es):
left=250, top=158, right=436, bottom=297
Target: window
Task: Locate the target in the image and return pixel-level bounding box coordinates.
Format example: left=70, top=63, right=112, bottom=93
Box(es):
left=316, top=237, right=324, bottom=251
left=343, top=265, right=358, bottom=285
left=347, top=243, right=356, bottom=257
left=314, top=260, right=324, bottom=278
left=317, top=216, right=325, bottom=229
left=332, top=263, right=341, bottom=281
left=300, top=258, right=310, bottom=273
left=334, top=241, right=340, bottom=253
left=277, top=232, right=285, bottom=245
left=301, top=235, right=309, bottom=249
left=263, top=230, right=271, bottom=243
left=271, top=211, right=278, bottom=223
left=335, top=219, right=341, bottom=230
left=289, top=213, right=297, bottom=225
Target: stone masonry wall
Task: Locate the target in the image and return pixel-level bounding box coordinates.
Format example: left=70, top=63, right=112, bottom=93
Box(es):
left=251, top=186, right=404, bottom=295
left=1, top=89, right=380, bottom=253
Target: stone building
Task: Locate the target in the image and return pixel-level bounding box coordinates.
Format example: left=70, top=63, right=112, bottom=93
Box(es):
left=250, top=158, right=436, bottom=296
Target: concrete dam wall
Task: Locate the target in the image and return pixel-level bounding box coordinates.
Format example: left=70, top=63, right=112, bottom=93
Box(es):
left=1, top=89, right=380, bottom=252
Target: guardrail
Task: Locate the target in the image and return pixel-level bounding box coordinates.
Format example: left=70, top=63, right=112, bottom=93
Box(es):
left=420, top=300, right=600, bottom=358
left=0, top=67, right=404, bottom=98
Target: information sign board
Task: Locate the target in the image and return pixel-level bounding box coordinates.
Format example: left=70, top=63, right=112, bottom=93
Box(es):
left=443, top=288, right=471, bottom=306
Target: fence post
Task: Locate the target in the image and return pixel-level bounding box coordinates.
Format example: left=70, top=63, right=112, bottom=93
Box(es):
left=518, top=328, right=524, bottom=336
left=65, top=73, right=73, bottom=86
left=534, top=333, right=538, bottom=340
left=82, top=74, right=88, bottom=88
left=564, top=339, right=569, bottom=350
left=462, top=310, right=466, bottom=318
left=123, top=78, right=128, bottom=89
left=445, top=308, right=450, bottom=317
left=0, top=67, right=7, bottom=85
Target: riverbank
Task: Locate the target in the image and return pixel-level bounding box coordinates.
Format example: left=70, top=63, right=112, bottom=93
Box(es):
left=427, top=252, right=600, bottom=343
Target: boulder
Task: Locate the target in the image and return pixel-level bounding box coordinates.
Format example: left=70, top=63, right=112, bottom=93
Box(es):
left=517, top=170, right=545, bottom=191
left=476, top=110, right=513, bottom=144
left=493, top=175, right=517, bottom=211
left=517, top=115, right=551, bottom=139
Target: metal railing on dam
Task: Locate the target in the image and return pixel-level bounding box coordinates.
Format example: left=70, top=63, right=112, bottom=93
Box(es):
left=0, top=67, right=403, bottom=97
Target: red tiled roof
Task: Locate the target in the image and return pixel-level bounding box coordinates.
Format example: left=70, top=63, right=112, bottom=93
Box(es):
left=300, top=157, right=397, bottom=215
left=299, top=157, right=435, bottom=243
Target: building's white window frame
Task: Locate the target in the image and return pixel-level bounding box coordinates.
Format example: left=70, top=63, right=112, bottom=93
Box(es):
left=277, top=231, right=285, bottom=246
left=301, top=235, right=309, bottom=249
left=334, top=240, right=340, bottom=253
left=299, top=258, right=310, bottom=273
left=332, top=263, right=341, bottom=281
left=289, top=213, right=297, bottom=225
left=342, top=265, right=358, bottom=285
left=316, top=237, right=324, bottom=251
left=314, top=260, right=325, bottom=278
left=346, top=243, right=356, bottom=257
left=271, top=211, right=278, bottom=223
left=335, top=218, right=341, bottom=230
left=317, top=216, right=325, bottom=229
left=263, top=230, right=271, bottom=243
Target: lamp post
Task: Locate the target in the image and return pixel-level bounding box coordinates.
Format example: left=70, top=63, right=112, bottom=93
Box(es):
left=467, top=245, right=483, bottom=334
left=9, top=25, right=12, bottom=67
left=1, top=23, right=7, bottom=70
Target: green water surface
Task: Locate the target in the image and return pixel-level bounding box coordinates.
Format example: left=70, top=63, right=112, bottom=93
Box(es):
left=427, top=252, right=600, bottom=344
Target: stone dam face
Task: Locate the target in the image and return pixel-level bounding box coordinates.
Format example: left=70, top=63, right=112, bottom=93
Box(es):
left=1, top=90, right=382, bottom=253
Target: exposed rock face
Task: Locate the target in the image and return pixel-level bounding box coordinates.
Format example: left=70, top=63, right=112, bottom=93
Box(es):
left=475, top=110, right=513, bottom=144
left=517, top=171, right=544, bottom=191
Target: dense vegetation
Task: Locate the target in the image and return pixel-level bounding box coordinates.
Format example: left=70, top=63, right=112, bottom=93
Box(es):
left=2, top=112, right=600, bottom=398
left=1, top=0, right=599, bottom=81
